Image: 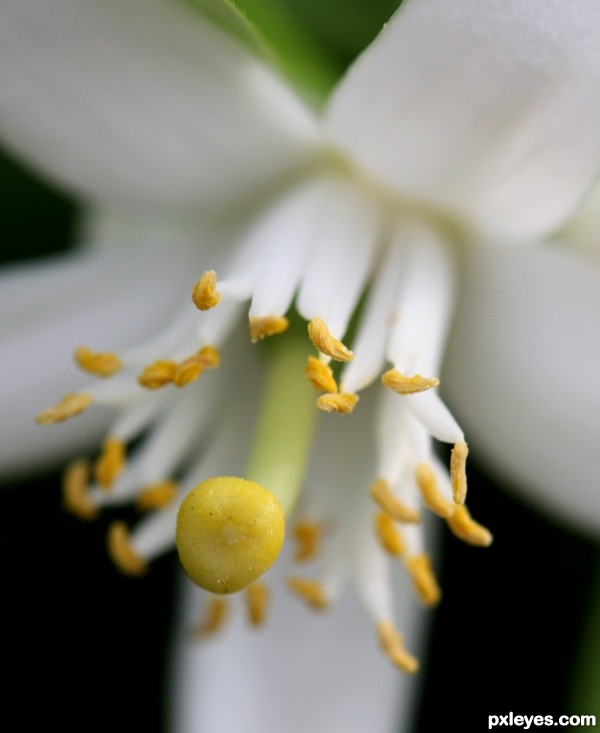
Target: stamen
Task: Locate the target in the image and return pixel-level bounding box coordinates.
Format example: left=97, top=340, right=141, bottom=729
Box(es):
left=173, top=345, right=221, bottom=387
left=405, top=553, right=441, bottom=608
left=192, top=598, right=229, bottom=637
left=307, top=318, right=353, bottom=362
left=245, top=583, right=269, bottom=626
left=374, top=512, right=405, bottom=556
left=192, top=270, right=221, bottom=310
left=136, top=480, right=178, bottom=511
left=381, top=369, right=440, bottom=395
left=377, top=620, right=419, bottom=674
left=369, top=479, right=421, bottom=523
left=450, top=441, right=469, bottom=504
left=249, top=315, right=289, bottom=343
left=94, top=437, right=126, bottom=490
left=62, top=459, right=98, bottom=520
left=287, top=576, right=329, bottom=610
left=74, top=346, right=122, bottom=377
left=304, top=356, right=338, bottom=393
left=292, top=519, right=322, bottom=562
left=107, top=521, right=148, bottom=576
left=415, top=463, right=454, bottom=518
left=36, top=393, right=93, bottom=424
left=138, top=360, right=176, bottom=390
left=316, top=392, right=359, bottom=414
left=446, top=505, right=493, bottom=547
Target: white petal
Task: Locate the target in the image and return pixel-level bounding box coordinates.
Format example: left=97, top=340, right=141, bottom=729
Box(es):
left=325, top=0, right=600, bottom=241
left=443, top=244, right=600, bottom=535
left=0, top=0, right=318, bottom=209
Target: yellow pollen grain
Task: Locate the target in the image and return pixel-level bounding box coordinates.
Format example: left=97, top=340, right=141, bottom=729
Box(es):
left=446, top=504, right=493, bottom=547
left=450, top=441, right=469, bottom=504
left=249, top=315, right=289, bottom=343
left=107, top=521, right=148, bottom=576
left=138, top=359, right=177, bottom=389
left=414, top=463, right=454, bottom=518
left=369, top=479, right=421, bottom=523
left=374, top=512, right=405, bottom=556
left=304, top=356, right=338, bottom=393
left=307, top=318, right=353, bottom=362
left=62, top=459, right=98, bottom=521
left=377, top=620, right=419, bottom=675
left=316, top=392, right=359, bottom=414
left=94, top=437, right=126, bottom=491
left=36, top=393, right=93, bottom=425
left=192, top=598, right=229, bottom=637
left=245, top=583, right=269, bottom=626
left=381, top=369, right=440, bottom=395
left=74, top=346, right=122, bottom=377
left=287, top=576, right=329, bottom=610
left=405, top=553, right=442, bottom=608
left=136, top=480, right=179, bottom=511
left=192, top=270, right=221, bottom=311
left=292, top=519, right=322, bottom=562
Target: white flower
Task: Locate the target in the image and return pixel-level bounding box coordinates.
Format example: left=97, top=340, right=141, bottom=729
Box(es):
left=1, top=0, right=600, bottom=731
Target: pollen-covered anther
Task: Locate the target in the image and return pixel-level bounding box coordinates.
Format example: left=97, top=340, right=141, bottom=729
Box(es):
left=287, top=576, right=329, bottom=610
left=381, top=369, right=440, bottom=395
left=74, top=346, right=122, bottom=377
left=94, top=437, right=126, bottom=491
left=377, top=620, right=419, bottom=675
left=292, top=519, right=322, bottom=562
left=450, top=441, right=469, bottom=504
left=245, top=583, right=269, bottom=626
left=405, top=553, right=442, bottom=608
left=316, top=392, right=359, bottom=414
left=249, top=315, right=289, bottom=343
left=62, top=459, right=98, bottom=520
left=138, top=359, right=177, bottom=389
left=447, top=504, right=493, bottom=547
left=107, top=521, right=148, bottom=576
left=369, top=478, right=421, bottom=523
left=307, top=318, right=353, bottom=362
left=415, top=463, right=454, bottom=518
left=36, top=393, right=93, bottom=425
left=374, top=512, right=405, bottom=556
left=192, top=269, right=221, bottom=311
left=192, top=598, right=229, bottom=637
left=304, top=356, right=338, bottom=393
left=136, top=480, right=179, bottom=511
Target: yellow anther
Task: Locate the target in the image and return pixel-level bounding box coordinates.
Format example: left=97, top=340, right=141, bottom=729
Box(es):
left=138, top=359, right=176, bottom=389
left=307, top=318, right=353, bottom=362
left=316, top=392, right=359, bottom=414
left=292, top=520, right=322, bottom=562
left=62, top=459, right=98, bottom=520
left=374, top=512, right=405, bottom=556
left=192, top=269, right=221, bottom=311
left=245, top=583, right=269, bottom=626
left=369, top=479, right=421, bottom=523
left=74, top=346, right=122, bottom=377
left=304, top=356, right=338, bottom=393
left=381, top=369, right=440, bottom=395
left=196, top=345, right=220, bottom=369
left=249, top=315, right=289, bottom=343
left=94, top=437, right=126, bottom=491
left=450, top=441, right=469, bottom=504
left=36, top=393, right=93, bottom=425
left=192, top=598, right=229, bottom=637
left=173, top=356, right=204, bottom=387
left=414, top=463, right=454, bottom=518
left=446, top=504, right=493, bottom=547
left=176, top=477, right=285, bottom=594
left=405, top=553, right=442, bottom=608
left=287, top=576, right=329, bottom=610
left=136, top=480, right=178, bottom=511
left=377, top=620, right=419, bottom=675
left=107, top=521, right=148, bottom=576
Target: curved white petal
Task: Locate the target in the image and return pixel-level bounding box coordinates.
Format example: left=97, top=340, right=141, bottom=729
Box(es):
left=0, top=0, right=318, bottom=210
left=443, top=244, right=600, bottom=536
left=326, top=0, right=600, bottom=241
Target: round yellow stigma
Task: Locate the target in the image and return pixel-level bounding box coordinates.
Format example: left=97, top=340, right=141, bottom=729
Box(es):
left=176, top=477, right=285, bottom=594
